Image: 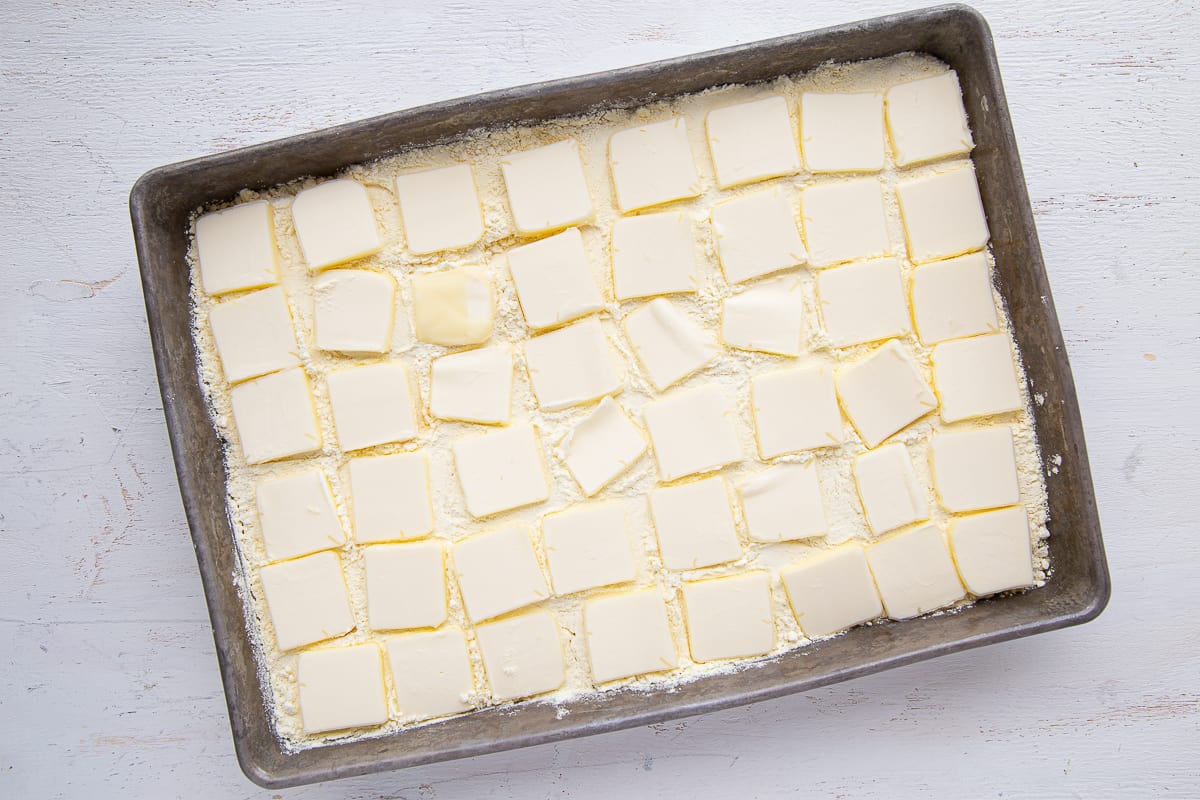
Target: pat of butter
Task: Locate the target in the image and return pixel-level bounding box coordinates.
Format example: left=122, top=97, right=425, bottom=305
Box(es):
left=681, top=571, right=775, bottom=662
left=800, top=92, right=886, bottom=173
left=475, top=609, right=564, bottom=701
left=500, top=139, right=593, bottom=235
left=452, top=424, right=550, bottom=518
left=737, top=462, right=827, bottom=542
left=897, top=164, right=989, bottom=263
left=910, top=251, right=999, bottom=345
left=610, top=210, right=699, bottom=301
left=506, top=227, right=603, bottom=330
left=259, top=551, right=355, bottom=651
left=643, top=384, right=742, bottom=482
left=780, top=544, right=882, bottom=638
left=853, top=443, right=930, bottom=535
left=558, top=397, right=647, bottom=496
left=541, top=502, right=637, bottom=595
left=207, top=286, right=300, bottom=384
left=363, top=541, right=447, bottom=631
left=608, top=117, right=702, bottom=212
left=623, top=298, right=719, bottom=392
left=710, top=186, right=807, bottom=284
left=866, top=524, right=965, bottom=620
left=312, top=269, right=396, bottom=354
left=948, top=506, right=1035, bottom=596
left=931, top=333, right=1023, bottom=422
left=291, top=179, right=381, bottom=270
left=346, top=451, right=434, bottom=543
left=801, top=177, right=891, bottom=267
left=326, top=362, right=418, bottom=452
left=394, top=163, right=484, bottom=254
left=385, top=627, right=475, bottom=722
left=194, top=200, right=278, bottom=296
left=584, top=587, right=679, bottom=683
left=721, top=275, right=805, bottom=356
left=429, top=344, right=514, bottom=425
left=411, top=268, right=494, bottom=346
left=930, top=425, right=1020, bottom=512
left=254, top=468, right=346, bottom=562
left=451, top=526, right=550, bottom=623
left=704, top=96, right=801, bottom=188
left=835, top=340, right=937, bottom=448
left=816, top=258, right=910, bottom=348
left=648, top=476, right=742, bottom=570
left=229, top=367, right=322, bottom=465
left=751, top=364, right=844, bottom=458
left=297, top=643, right=389, bottom=734
left=885, top=72, right=973, bottom=167
left=522, top=317, right=622, bottom=411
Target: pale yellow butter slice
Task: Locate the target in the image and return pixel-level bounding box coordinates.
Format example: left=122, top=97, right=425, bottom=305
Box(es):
left=710, top=185, right=807, bottom=284
left=897, top=163, right=989, bottom=263
left=948, top=506, right=1035, bottom=596
left=326, top=361, right=417, bottom=452
left=609, top=117, right=702, bottom=212
left=800, top=92, right=886, bottom=173
left=721, top=275, right=805, bottom=356
left=452, top=424, right=550, bottom=519
left=705, top=95, right=801, bottom=188
left=451, top=526, right=550, bottom=623
left=297, top=643, right=389, bottom=734
left=259, top=551, right=355, bottom=651
left=801, top=177, right=891, bottom=267
left=610, top=210, right=699, bottom=301
left=500, top=139, right=593, bottom=235
left=362, top=540, right=447, bottom=631
left=429, top=344, right=514, bottom=425
left=867, top=524, right=965, bottom=619
left=506, top=227, right=603, bottom=330
left=835, top=340, right=937, bottom=448
left=541, top=502, right=637, bottom=595
left=254, top=468, right=346, bottom=562
left=411, top=268, right=494, bottom=346
left=207, top=285, right=300, bottom=384
left=816, top=258, right=911, bottom=348
left=751, top=364, right=844, bottom=458
left=475, top=609, right=564, bottom=701
left=523, top=317, right=622, bottom=411
left=584, top=587, right=678, bottom=683
left=910, top=251, right=999, bottom=345
left=394, top=163, right=484, bottom=254
left=853, top=442, right=930, bottom=535
left=346, top=451, right=434, bottom=543
left=229, top=367, right=322, bottom=465
left=780, top=544, right=883, bottom=638
left=313, top=269, right=396, bottom=354
left=648, top=476, right=742, bottom=571
left=385, top=627, right=475, bottom=722
left=623, top=298, right=719, bottom=392
left=194, top=200, right=278, bottom=296
left=557, top=397, right=647, bottom=496
left=291, top=179, right=381, bottom=270
left=885, top=72, right=974, bottom=167
left=931, top=333, right=1023, bottom=422
left=643, top=384, right=742, bottom=482
left=681, top=571, right=775, bottom=662
left=930, top=425, right=1020, bottom=512
left=737, top=462, right=827, bottom=542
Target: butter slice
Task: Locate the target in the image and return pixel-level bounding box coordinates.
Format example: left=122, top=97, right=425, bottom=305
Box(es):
left=816, top=258, right=910, bottom=348
left=475, top=609, right=564, bottom=701
left=523, top=317, right=622, bottom=410
left=195, top=200, right=278, bottom=296
left=836, top=340, right=937, bottom=448
left=313, top=269, right=396, bottom=354
left=451, top=526, right=550, bottom=623
left=394, top=163, right=483, bottom=254
left=506, top=227, right=603, bottom=330
left=910, top=252, right=999, bottom=345
left=800, top=92, right=886, bottom=172
left=780, top=544, right=883, bottom=638
left=737, top=462, right=827, bottom=542
left=853, top=443, right=930, bottom=535
left=229, top=368, right=322, bottom=464
left=430, top=344, right=513, bottom=425
left=291, top=179, right=381, bottom=270
left=452, top=424, right=550, bottom=518
left=411, top=268, right=494, bottom=346
left=255, top=468, right=346, bottom=562
left=259, top=551, right=355, bottom=651
left=500, top=139, right=593, bottom=235
left=885, top=72, right=973, bottom=167
left=363, top=541, right=447, bottom=631
left=721, top=276, right=805, bottom=356
left=866, top=525, right=965, bottom=619
left=326, top=362, right=417, bottom=452
left=897, top=164, right=989, bottom=263
left=558, top=397, right=647, bottom=496
left=751, top=364, right=844, bottom=458
left=649, top=476, right=742, bottom=570
left=297, top=644, right=389, bottom=734
left=385, top=627, right=474, bottom=722
left=608, top=117, right=702, bottom=212
left=346, top=451, right=434, bottom=543
left=710, top=186, right=807, bottom=284
left=208, top=286, right=300, bottom=384
left=931, top=333, right=1023, bottom=422
left=948, top=506, right=1035, bottom=596
left=541, top=502, right=637, bottom=595
left=801, top=178, right=891, bottom=267
left=584, top=588, right=678, bottom=683
left=610, top=210, right=699, bottom=301
left=682, top=571, right=775, bottom=662
left=643, top=384, right=742, bottom=482
left=705, top=96, right=801, bottom=188
left=930, top=425, right=1020, bottom=512
left=624, top=298, right=719, bottom=391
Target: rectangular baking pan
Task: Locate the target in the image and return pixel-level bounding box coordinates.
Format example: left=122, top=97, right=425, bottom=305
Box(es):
left=129, top=3, right=1109, bottom=788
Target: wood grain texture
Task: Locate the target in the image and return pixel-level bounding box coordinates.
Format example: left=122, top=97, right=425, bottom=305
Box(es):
left=1, top=0, right=1197, bottom=797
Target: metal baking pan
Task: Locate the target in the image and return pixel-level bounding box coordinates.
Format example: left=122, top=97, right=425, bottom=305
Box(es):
left=129, top=3, right=1109, bottom=788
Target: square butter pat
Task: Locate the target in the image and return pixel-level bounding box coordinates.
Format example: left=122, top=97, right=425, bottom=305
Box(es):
left=710, top=186, right=807, bottom=284
left=452, top=424, right=550, bottom=518
left=801, top=178, right=891, bottom=267
left=523, top=317, right=622, bottom=410
left=500, top=139, right=593, bottom=234
left=541, top=502, right=637, bottom=595
left=949, top=506, right=1035, bottom=596
left=624, top=298, right=719, bottom=391
left=705, top=95, right=801, bottom=188
left=800, top=92, right=886, bottom=172
left=452, top=526, right=550, bottom=623
left=430, top=345, right=514, bottom=425
left=886, top=72, right=973, bottom=167
left=259, top=551, right=355, bottom=651
left=930, top=425, right=1020, bottom=512
left=643, top=384, right=742, bottom=482
left=558, top=397, right=647, bottom=496
left=610, top=210, right=699, bottom=300
left=297, top=644, right=388, bottom=734
left=475, top=609, right=564, bottom=701
left=208, top=286, right=299, bottom=383
left=385, top=627, right=474, bottom=722
left=836, top=341, right=937, bottom=448
left=751, top=364, right=844, bottom=458
left=780, top=545, right=883, bottom=638
left=255, top=468, right=346, bottom=562
left=682, top=571, right=775, bottom=662
left=722, top=275, right=805, bottom=356
left=506, top=227, right=603, bottom=330
left=584, top=588, right=678, bottom=683
left=738, top=462, right=827, bottom=542
left=327, top=362, right=417, bottom=451
left=394, top=163, right=483, bottom=254
left=897, top=164, right=989, bottom=263
left=910, top=251, right=999, bottom=345
left=291, top=179, right=381, bottom=269
left=609, top=117, right=702, bottom=212
left=313, top=269, right=396, bottom=354
left=229, top=368, right=322, bottom=464
left=853, top=443, right=930, bottom=535
left=363, top=541, right=446, bottom=631
left=649, top=476, right=742, bottom=570
left=411, top=268, right=494, bottom=346
left=867, top=525, right=965, bottom=619
left=347, top=452, right=433, bottom=543
left=195, top=201, right=278, bottom=296
left=816, top=258, right=910, bottom=347
left=931, top=333, right=1023, bottom=422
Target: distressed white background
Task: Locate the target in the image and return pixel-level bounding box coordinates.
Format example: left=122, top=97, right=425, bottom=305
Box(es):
left=1, top=0, right=1197, bottom=797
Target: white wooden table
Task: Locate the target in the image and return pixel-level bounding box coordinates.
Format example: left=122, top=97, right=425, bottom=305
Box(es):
left=2, top=1, right=1197, bottom=796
